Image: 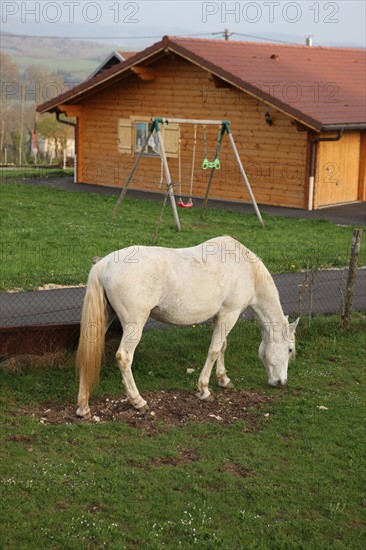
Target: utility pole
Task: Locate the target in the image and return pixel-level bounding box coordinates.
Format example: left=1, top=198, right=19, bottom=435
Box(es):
left=224, top=29, right=231, bottom=40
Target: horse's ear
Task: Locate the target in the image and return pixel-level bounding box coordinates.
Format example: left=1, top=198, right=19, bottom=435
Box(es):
left=290, top=318, right=300, bottom=333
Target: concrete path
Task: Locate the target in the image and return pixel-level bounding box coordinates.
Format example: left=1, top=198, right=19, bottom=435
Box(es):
left=1, top=268, right=365, bottom=328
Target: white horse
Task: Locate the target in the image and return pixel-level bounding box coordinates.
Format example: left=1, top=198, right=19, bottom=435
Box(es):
left=76, top=236, right=299, bottom=419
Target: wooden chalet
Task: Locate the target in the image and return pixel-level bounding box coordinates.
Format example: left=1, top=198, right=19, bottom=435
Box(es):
left=37, top=36, right=366, bottom=210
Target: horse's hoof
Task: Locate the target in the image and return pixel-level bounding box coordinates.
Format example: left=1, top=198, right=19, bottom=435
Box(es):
left=197, top=392, right=215, bottom=402
left=76, top=407, right=92, bottom=420
left=204, top=393, right=215, bottom=402
left=221, top=381, right=235, bottom=390
left=136, top=403, right=149, bottom=414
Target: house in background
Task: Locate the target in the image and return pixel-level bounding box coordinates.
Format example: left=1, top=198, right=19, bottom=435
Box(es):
left=89, top=51, right=137, bottom=78
left=37, top=36, right=365, bottom=210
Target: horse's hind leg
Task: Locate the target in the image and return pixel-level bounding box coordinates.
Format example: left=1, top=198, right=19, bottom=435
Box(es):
left=106, top=301, right=116, bottom=331
left=115, top=320, right=148, bottom=411
left=77, top=384, right=92, bottom=419
left=216, top=339, right=235, bottom=389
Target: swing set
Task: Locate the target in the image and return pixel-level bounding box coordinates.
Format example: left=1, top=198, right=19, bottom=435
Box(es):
left=113, top=117, right=264, bottom=230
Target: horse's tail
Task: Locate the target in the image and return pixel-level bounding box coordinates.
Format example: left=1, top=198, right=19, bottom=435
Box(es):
left=76, top=260, right=107, bottom=395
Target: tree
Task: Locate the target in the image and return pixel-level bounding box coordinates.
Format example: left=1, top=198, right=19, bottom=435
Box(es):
left=0, top=53, right=20, bottom=162
left=23, top=67, right=67, bottom=163
left=1, top=53, right=71, bottom=164
left=36, top=114, right=74, bottom=163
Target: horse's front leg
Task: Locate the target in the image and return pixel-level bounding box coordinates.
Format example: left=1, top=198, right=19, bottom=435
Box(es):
left=197, top=311, right=240, bottom=401
left=197, top=324, right=225, bottom=401
left=216, top=339, right=235, bottom=389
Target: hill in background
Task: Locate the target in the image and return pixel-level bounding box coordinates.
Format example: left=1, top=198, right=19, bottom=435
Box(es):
left=2, top=33, right=135, bottom=83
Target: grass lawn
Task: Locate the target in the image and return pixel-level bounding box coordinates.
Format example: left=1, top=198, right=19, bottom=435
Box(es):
left=0, top=168, right=74, bottom=180
left=0, top=180, right=365, bottom=290
left=1, top=315, right=365, bottom=549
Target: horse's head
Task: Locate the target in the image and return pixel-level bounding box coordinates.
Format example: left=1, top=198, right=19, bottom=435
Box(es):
left=258, top=317, right=299, bottom=387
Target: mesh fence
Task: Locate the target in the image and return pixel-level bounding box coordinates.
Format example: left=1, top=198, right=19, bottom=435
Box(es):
left=1, top=266, right=365, bottom=356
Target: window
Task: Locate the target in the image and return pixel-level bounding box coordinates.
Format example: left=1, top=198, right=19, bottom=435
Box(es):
left=135, top=121, right=160, bottom=157
left=118, top=117, right=179, bottom=158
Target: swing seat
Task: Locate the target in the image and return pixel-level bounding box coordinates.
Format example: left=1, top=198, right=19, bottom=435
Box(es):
left=178, top=197, right=193, bottom=208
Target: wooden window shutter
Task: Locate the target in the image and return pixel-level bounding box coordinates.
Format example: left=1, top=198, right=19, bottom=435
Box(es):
left=118, top=119, right=133, bottom=154
left=163, top=123, right=180, bottom=158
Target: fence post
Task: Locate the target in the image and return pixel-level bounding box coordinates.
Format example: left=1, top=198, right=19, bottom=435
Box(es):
left=341, top=228, right=363, bottom=329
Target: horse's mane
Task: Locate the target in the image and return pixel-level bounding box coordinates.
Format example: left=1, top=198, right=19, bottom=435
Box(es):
left=252, top=254, right=280, bottom=300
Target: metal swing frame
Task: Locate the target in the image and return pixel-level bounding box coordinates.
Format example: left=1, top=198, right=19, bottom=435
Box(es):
left=113, top=117, right=265, bottom=230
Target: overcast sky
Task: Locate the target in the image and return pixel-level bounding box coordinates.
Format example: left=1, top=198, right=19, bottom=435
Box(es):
left=2, top=0, right=365, bottom=48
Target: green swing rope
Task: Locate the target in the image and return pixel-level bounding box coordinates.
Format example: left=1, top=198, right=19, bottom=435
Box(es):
left=202, top=126, right=221, bottom=170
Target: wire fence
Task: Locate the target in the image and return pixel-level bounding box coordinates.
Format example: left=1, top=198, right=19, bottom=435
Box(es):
left=1, top=265, right=365, bottom=356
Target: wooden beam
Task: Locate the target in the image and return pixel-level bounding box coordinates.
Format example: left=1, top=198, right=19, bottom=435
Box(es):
left=58, top=104, right=82, bottom=117
left=131, top=67, right=156, bottom=80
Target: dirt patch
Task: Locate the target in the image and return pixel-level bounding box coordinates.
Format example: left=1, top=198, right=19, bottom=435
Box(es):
left=85, top=503, right=108, bottom=514
left=7, top=434, right=35, bottom=444
left=16, top=389, right=272, bottom=433
left=218, top=461, right=255, bottom=477
left=126, top=446, right=200, bottom=469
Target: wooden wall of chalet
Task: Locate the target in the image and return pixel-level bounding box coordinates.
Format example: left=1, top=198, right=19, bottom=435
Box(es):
left=76, top=55, right=309, bottom=208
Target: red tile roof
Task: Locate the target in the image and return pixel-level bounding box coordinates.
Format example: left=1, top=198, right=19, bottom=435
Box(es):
left=37, top=36, right=366, bottom=131
left=171, top=37, right=366, bottom=130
